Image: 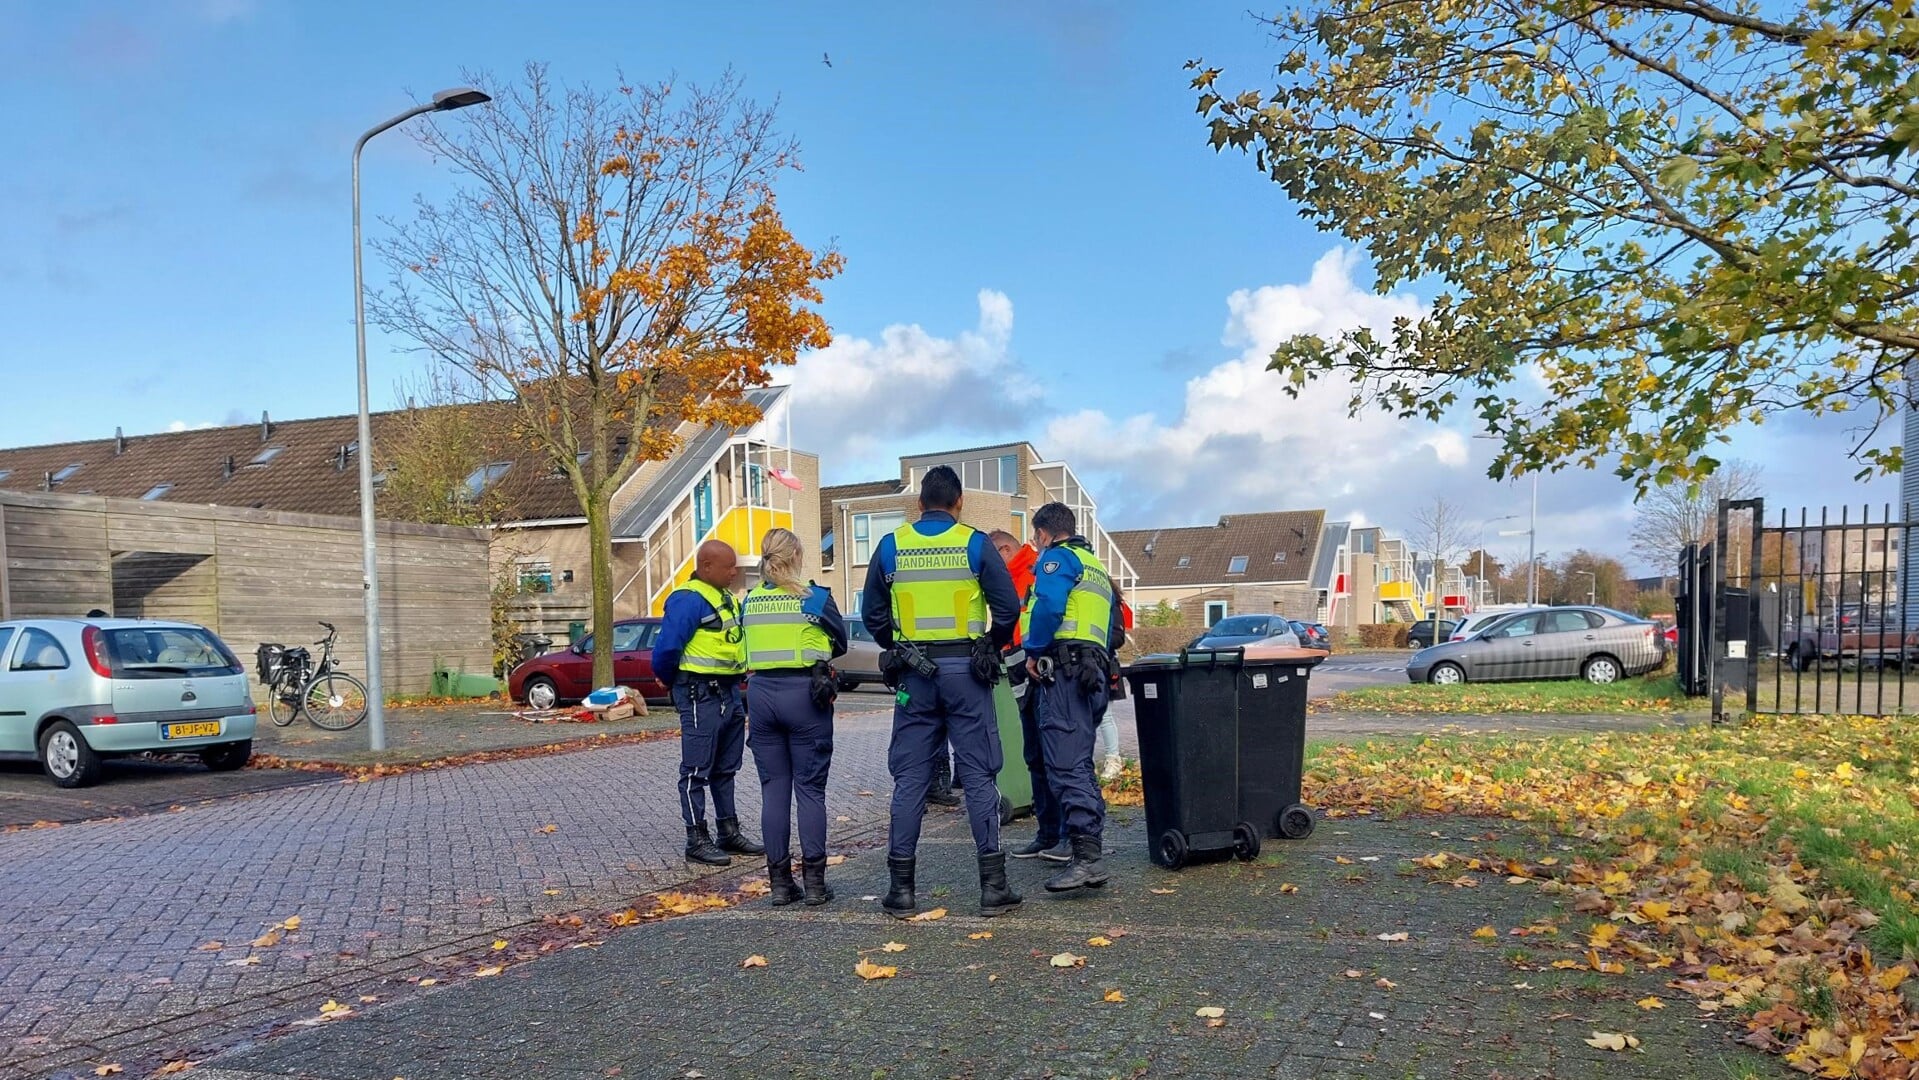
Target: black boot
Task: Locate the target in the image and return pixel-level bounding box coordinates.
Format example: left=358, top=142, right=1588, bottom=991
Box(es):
left=716, top=817, right=765, bottom=856
left=1044, top=835, right=1110, bottom=892
left=766, top=859, right=802, bottom=906
left=927, top=755, right=960, bottom=807
left=881, top=856, right=917, bottom=919
left=685, top=824, right=731, bottom=867
left=801, top=856, right=835, bottom=906
left=978, top=851, right=1022, bottom=917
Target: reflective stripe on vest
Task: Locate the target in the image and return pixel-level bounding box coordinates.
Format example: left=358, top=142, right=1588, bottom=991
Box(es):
left=889, top=523, right=988, bottom=642
left=741, top=583, right=834, bottom=671
left=1019, top=543, right=1116, bottom=646
left=676, top=577, right=746, bottom=676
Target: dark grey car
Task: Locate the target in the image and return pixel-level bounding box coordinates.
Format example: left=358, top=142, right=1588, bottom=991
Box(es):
left=1188, top=615, right=1301, bottom=651
left=1406, top=606, right=1664, bottom=686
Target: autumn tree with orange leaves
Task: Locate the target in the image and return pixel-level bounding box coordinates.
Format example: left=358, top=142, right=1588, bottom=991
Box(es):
left=372, top=66, right=841, bottom=687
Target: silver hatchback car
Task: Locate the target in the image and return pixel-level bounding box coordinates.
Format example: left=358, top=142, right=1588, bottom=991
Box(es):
left=0, top=618, right=258, bottom=787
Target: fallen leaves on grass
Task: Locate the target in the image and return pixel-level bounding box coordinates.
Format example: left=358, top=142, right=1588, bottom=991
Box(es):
left=1087, top=936, right=1114, bottom=947
left=1472, top=925, right=1498, bottom=940
left=1637, top=997, right=1665, bottom=1010
left=1342, top=969, right=1365, bottom=979
left=1149, top=887, right=1177, bottom=895
left=244, top=729, right=677, bottom=782
left=908, top=907, right=947, bottom=922
left=1279, top=883, right=1299, bottom=895
left=741, top=955, right=768, bottom=968
left=1050, top=953, right=1087, bottom=968
left=1306, top=712, right=1919, bottom=1077
left=1104, top=989, right=1126, bottom=1003
left=1195, top=1006, right=1226, bottom=1028
left=968, top=932, right=993, bottom=940
left=1376, top=977, right=1398, bottom=990
left=1375, top=932, right=1409, bottom=942
left=855, top=958, right=897, bottom=980
left=474, top=965, right=503, bottom=978
left=1584, top=1032, right=1642, bottom=1052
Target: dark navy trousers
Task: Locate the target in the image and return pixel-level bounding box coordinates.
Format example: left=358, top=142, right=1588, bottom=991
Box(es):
left=888, top=656, right=1002, bottom=859
left=1035, top=672, right=1108, bottom=842
left=1017, top=681, right=1063, bottom=843
left=746, top=673, right=834, bottom=864
left=672, top=677, right=745, bottom=828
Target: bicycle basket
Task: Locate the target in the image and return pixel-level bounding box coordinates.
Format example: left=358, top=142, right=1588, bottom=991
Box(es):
left=256, top=643, right=286, bottom=684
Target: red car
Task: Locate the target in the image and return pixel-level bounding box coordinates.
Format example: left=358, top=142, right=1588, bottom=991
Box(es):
left=507, top=618, right=668, bottom=710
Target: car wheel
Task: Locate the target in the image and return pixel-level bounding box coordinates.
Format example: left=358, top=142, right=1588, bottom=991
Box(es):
left=1788, top=645, right=1812, bottom=672
left=1583, top=655, right=1622, bottom=685
left=40, top=720, right=103, bottom=789
left=524, top=676, right=559, bottom=711
left=1427, top=662, right=1465, bottom=686
left=201, top=740, right=252, bottom=772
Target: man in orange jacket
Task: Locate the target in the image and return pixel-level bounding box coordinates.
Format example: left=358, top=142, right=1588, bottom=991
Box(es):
left=991, top=530, right=1068, bottom=860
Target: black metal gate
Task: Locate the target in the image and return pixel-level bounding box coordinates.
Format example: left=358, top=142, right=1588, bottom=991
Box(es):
left=1717, top=498, right=1915, bottom=717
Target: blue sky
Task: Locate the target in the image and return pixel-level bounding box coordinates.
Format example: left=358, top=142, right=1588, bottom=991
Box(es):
left=0, top=0, right=1896, bottom=569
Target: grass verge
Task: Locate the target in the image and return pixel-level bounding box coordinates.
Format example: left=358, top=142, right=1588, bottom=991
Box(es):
left=1320, top=672, right=1692, bottom=716
left=1306, top=713, right=1919, bottom=1075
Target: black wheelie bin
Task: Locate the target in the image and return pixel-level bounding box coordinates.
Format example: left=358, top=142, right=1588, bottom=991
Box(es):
left=1123, top=649, right=1262, bottom=869
left=1234, top=645, right=1325, bottom=841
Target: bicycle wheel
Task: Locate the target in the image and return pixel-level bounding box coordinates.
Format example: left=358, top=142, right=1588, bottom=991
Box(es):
left=304, top=672, right=369, bottom=731
left=267, top=681, right=301, bottom=727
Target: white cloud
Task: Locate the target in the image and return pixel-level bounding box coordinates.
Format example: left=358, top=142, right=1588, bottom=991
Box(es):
left=167, top=420, right=216, bottom=432
left=790, top=288, right=1042, bottom=481
left=1044, top=248, right=1476, bottom=527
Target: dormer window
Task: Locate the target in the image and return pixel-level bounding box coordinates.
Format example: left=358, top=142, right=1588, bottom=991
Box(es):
left=1228, top=555, right=1249, bottom=575
left=51, top=463, right=82, bottom=484
left=250, top=446, right=284, bottom=466
left=1274, top=551, right=1287, bottom=563
left=141, top=483, right=173, bottom=501
left=464, top=461, right=511, bottom=497
left=1176, top=555, right=1192, bottom=569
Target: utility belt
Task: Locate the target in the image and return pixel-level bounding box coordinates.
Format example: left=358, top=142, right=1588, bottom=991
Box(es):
left=678, top=674, right=743, bottom=701
left=906, top=640, right=978, bottom=659
left=882, top=637, right=1001, bottom=689
left=1034, top=640, right=1113, bottom=695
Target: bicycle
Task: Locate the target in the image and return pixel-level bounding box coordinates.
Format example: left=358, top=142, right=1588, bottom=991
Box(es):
left=257, top=622, right=369, bottom=732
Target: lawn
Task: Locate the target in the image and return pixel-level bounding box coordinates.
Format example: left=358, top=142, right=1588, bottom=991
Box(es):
left=1304, top=713, right=1919, bottom=1077
left=1321, top=672, right=1694, bottom=716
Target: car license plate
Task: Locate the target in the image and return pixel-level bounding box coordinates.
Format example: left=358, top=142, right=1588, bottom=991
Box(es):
left=162, top=721, right=222, bottom=740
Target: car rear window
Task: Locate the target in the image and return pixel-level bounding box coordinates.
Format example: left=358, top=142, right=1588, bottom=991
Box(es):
left=1208, top=616, right=1269, bottom=636
left=103, top=627, right=243, bottom=679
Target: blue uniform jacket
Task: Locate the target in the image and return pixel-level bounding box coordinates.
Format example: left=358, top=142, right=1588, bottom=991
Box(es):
left=1022, top=537, right=1123, bottom=654
left=651, top=582, right=735, bottom=686
left=859, top=510, right=1020, bottom=650
left=740, top=583, right=851, bottom=662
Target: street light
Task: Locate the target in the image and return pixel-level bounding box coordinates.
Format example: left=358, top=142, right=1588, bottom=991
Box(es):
left=1474, top=435, right=1539, bottom=605
left=1477, top=515, right=1520, bottom=610
left=1573, top=569, right=1597, bottom=605
left=353, top=86, right=491, bottom=751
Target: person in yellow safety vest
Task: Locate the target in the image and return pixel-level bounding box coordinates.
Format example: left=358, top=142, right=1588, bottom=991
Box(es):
left=1020, top=501, right=1125, bottom=894
left=741, top=527, right=848, bottom=907
left=652, top=539, right=764, bottom=866
left=859, top=465, right=1023, bottom=919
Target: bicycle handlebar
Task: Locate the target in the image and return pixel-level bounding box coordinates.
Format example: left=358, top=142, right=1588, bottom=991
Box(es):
left=319, top=621, right=336, bottom=632
left=315, top=621, right=338, bottom=646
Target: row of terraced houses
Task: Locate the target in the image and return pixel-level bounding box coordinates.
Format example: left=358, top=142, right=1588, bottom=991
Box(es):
left=0, top=388, right=1482, bottom=681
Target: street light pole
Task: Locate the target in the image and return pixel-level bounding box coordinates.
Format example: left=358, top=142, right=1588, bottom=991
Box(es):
left=352, top=87, right=491, bottom=751
left=1474, top=434, right=1540, bottom=605
left=1574, top=569, right=1596, bottom=605
left=1480, top=514, right=1519, bottom=611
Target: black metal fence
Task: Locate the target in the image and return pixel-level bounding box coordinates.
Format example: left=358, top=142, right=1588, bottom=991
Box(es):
left=1713, top=499, right=1916, bottom=717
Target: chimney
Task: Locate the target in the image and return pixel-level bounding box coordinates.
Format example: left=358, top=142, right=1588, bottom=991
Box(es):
left=222, top=455, right=235, bottom=480
left=114, top=427, right=125, bottom=455
left=261, top=411, right=272, bottom=443
left=42, top=470, right=52, bottom=491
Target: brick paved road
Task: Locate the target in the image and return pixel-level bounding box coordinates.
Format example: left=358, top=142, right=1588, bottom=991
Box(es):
left=0, top=758, right=342, bottom=827
left=0, top=699, right=899, bottom=1079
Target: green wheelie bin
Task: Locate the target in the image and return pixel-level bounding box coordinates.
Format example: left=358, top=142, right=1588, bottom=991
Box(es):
left=993, top=658, right=1033, bottom=825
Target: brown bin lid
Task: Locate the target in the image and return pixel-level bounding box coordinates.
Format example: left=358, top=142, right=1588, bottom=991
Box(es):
left=1239, top=645, right=1330, bottom=667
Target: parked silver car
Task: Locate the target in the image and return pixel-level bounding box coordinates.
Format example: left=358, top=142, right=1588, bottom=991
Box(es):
left=0, top=618, right=258, bottom=787
left=836, top=618, right=886, bottom=691
left=1188, top=615, right=1302, bottom=651
left=1407, top=606, right=1664, bottom=686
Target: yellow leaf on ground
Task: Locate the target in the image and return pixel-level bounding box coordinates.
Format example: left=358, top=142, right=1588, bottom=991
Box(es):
left=250, top=930, right=282, bottom=949
left=1376, top=978, right=1398, bottom=990
left=1205, top=1018, right=1226, bottom=1028
left=909, top=908, right=948, bottom=922
left=1584, top=1032, right=1641, bottom=1052
left=418, top=978, right=438, bottom=986
left=93, top=1067, right=123, bottom=1077
left=1768, top=877, right=1810, bottom=914
left=1377, top=932, right=1409, bottom=942
left=1638, top=900, right=1672, bottom=921
left=881, top=942, right=907, bottom=953
left=825, top=855, right=848, bottom=866
left=1279, top=883, right=1300, bottom=895
left=154, top=1062, right=197, bottom=1076
left=491, top=940, right=508, bottom=951
left=1834, top=761, right=1856, bottom=782
left=1473, top=926, right=1498, bottom=940
left=195, top=941, right=223, bottom=952
left=1087, top=936, right=1114, bottom=947
left=539, top=824, right=557, bottom=834
left=1334, top=856, right=1354, bottom=865
left=1195, top=1006, right=1226, bottom=1018
left=741, top=955, right=768, bottom=968
left=358, top=995, right=379, bottom=1003
left=1637, top=997, right=1665, bottom=1010
left=968, top=932, right=993, bottom=940
left=1342, top=969, right=1365, bottom=978
left=1050, top=953, right=1087, bottom=968
left=1104, top=989, right=1126, bottom=1002
left=855, top=958, right=897, bottom=980
left=279, top=915, right=302, bottom=931
left=1588, top=923, right=1620, bottom=948
left=319, top=999, right=352, bottom=1017
left=1876, top=966, right=1911, bottom=991
left=474, top=965, right=503, bottom=977
left=1149, top=888, right=1177, bottom=895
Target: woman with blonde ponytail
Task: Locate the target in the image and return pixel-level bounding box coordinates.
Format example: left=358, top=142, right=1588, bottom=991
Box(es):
left=739, top=527, right=848, bottom=906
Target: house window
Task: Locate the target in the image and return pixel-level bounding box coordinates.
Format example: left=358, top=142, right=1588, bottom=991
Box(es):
left=748, top=464, right=769, bottom=508
left=1000, top=455, right=1019, bottom=492
left=141, top=483, right=173, bottom=501
left=1176, top=555, right=1192, bottom=569
left=1011, top=510, right=1025, bottom=542
left=464, top=461, right=511, bottom=497
left=853, top=510, right=906, bottom=563
left=1273, top=551, right=1287, bottom=563
left=0, top=469, right=12, bottom=482
left=517, top=560, right=555, bottom=594
left=50, top=463, right=83, bottom=484
left=249, top=446, right=283, bottom=466
left=1871, top=538, right=1888, bottom=554
left=1228, top=555, right=1249, bottom=575
left=1205, top=601, right=1228, bottom=627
